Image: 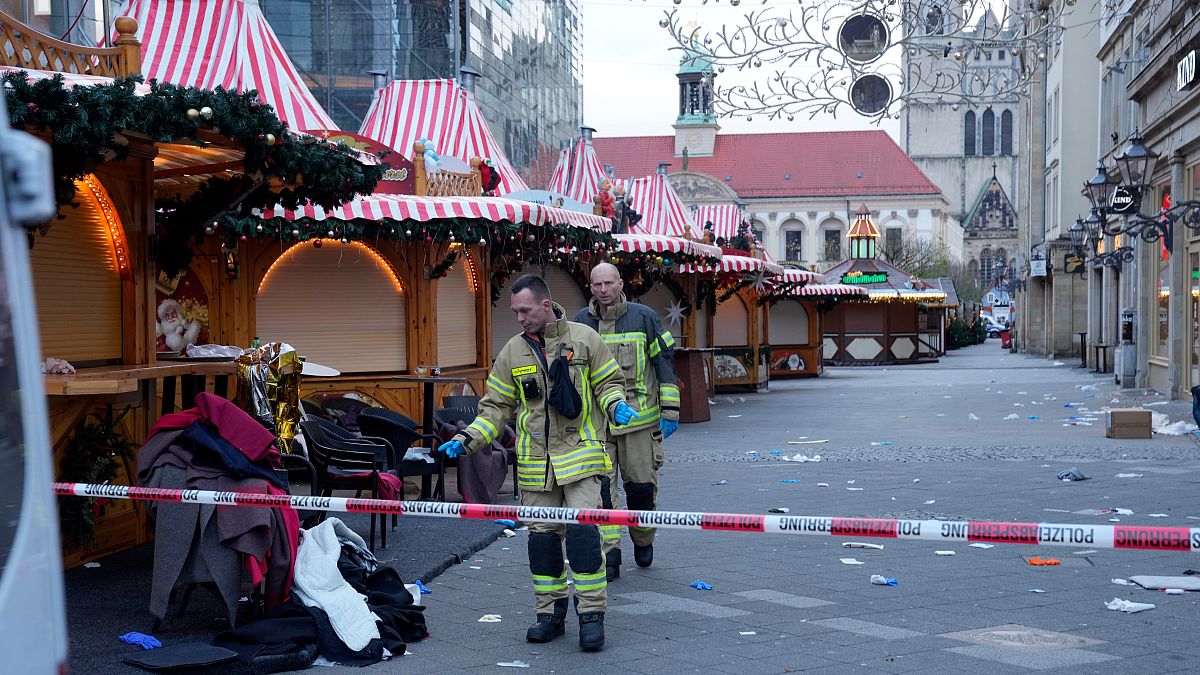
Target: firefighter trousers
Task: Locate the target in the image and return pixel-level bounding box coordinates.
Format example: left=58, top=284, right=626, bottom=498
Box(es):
left=525, top=472, right=607, bottom=615
left=601, top=427, right=663, bottom=555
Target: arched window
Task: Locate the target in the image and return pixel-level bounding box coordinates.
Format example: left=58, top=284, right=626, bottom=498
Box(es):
left=964, top=111, right=976, bottom=156
left=981, top=109, right=995, bottom=155
left=979, top=248, right=993, bottom=284
left=1000, top=110, right=1013, bottom=155
left=968, top=259, right=979, bottom=281
left=996, top=248, right=1008, bottom=268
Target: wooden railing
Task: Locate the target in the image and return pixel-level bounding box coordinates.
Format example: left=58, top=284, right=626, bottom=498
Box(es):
left=412, top=141, right=483, bottom=197
left=0, top=11, right=140, bottom=77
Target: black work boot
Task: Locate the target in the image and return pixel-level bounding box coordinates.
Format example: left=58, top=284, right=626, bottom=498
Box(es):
left=578, top=612, right=605, bottom=651
left=605, top=547, right=621, bottom=582
left=526, top=598, right=568, bottom=643
left=634, top=543, right=653, bottom=568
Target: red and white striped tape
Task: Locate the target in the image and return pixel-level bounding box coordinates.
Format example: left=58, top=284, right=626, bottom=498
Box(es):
left=54, top=483, right=1200, bottom=552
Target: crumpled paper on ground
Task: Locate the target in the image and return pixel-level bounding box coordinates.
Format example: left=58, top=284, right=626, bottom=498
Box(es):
left=1152, top=411, right=1199, bottom=436
left=1105, top=598, right=1155, bottom=613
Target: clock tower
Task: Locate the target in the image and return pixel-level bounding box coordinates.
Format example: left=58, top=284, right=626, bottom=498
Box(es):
left=673, top=50, right=720, bottom=158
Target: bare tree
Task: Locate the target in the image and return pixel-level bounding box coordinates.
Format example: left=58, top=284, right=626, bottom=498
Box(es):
left=878, top=232, right=982, bottom=305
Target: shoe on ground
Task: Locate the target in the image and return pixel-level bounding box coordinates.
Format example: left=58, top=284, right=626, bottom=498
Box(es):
left=526, top=603, right=567, bottom=643
left=606, top=563, right=620, bottom=582
left=634, top=543, right=653, bottom=568
left=578, top=612, right=605, bottom=651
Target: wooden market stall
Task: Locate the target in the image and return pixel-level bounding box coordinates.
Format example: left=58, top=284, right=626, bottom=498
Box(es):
left=2, top=9, right=382, bottom=564
left=766, top=283, right=868, bottom=378
left=820, top=206, right=948, bottom=365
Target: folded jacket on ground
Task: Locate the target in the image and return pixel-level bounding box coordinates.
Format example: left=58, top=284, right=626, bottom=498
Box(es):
left=292, top=518, right=380, bottom=651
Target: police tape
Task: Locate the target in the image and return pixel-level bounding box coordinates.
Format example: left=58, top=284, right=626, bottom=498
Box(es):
left=54, top=482, right=1200, bottom=552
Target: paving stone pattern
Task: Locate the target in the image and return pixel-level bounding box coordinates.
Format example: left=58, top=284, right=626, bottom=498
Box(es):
left=316, top=345, right=1200, bottom=673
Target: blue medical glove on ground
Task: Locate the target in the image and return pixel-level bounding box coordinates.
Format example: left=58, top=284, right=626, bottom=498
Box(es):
left=660, top=418, right=679, bottom=439
left=438, top=439, right=464, bottom=458
left=118, top=632, right=162, bottom=650
left=613, top=402, right=639, bottom=426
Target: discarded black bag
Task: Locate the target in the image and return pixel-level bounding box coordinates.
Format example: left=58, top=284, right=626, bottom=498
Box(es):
left=123, top=644, right=238, bottom=671
left=547, top=354, right=582, bottom=420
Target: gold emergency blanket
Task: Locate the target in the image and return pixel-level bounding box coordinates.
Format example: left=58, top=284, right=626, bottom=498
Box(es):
left=236, top=342, right=302, bottom=454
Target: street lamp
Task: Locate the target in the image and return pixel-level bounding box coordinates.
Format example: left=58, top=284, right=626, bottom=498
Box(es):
left=1112, top=129, right=1160, bottom=192
left=1068, top=216, right=1087, bottom=251
left=1081, top=162, right=1120, bottom=214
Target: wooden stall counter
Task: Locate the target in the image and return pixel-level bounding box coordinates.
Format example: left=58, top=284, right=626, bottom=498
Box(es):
left=44, top=361, right=237, bottom=397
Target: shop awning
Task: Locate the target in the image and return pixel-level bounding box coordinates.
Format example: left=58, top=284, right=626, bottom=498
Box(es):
left=119, top=0, right=338, bottom=131
left=625, top=173, right=701, bottom=238
left=775, top=268, right=824, bottom=284
left=547, top=137, right=608, bottom=205
left=684, top=254, right=784, bottom=275
left=790, top=283, right=868, bottom=297
left=358, top=79, right=528, bottom=196
left=260, top=194, right=610, bottom=230
left=693, top=203, right=744, bottom=241
left=613, top=233, right=722, bottom=260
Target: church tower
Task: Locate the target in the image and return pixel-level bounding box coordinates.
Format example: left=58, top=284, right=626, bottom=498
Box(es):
left=673, top=51, right=720, bottom=158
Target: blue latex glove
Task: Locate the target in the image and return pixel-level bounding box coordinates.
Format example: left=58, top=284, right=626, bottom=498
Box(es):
left=660, top=418, right=679, bottom=439
left=119, top=632, right=162, bottom=650
left=438, top=439, right=464, bottom=458
left=613, top=402, right=639, bottom=426
left=690, top=580, right=713, bottom=590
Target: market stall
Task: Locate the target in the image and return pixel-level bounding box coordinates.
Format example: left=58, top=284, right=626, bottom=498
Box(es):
left=766, top=283, right=867, bottom=378
left=819, top=205, right=948, bottom=365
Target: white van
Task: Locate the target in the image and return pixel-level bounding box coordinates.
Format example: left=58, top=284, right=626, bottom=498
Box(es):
left=0, top=91, right=69, bottom=672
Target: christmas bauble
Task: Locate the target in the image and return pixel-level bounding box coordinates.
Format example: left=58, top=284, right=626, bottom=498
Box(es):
left=186, top=108, right=201, bottom=121
left=199, top=106, right=213, bottom=120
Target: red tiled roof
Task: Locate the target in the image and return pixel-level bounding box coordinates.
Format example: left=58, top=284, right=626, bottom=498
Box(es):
left=592, top=130, right=942, bottom=199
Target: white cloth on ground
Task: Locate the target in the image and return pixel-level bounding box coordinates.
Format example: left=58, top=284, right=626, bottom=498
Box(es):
left=292, top=517, right=380, bottom=651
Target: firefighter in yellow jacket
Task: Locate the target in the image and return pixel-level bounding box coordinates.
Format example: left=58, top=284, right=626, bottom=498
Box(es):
left=438, top=274, right=637, bottom=652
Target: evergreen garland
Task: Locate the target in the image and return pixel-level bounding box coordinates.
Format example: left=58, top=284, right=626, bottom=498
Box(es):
left=3, top=72, right=382, bottom=274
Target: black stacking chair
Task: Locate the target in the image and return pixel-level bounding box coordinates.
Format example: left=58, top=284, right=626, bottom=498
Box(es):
left=320, top=396, right=371, bottom=432
left=300, top=399, right=327, bottom=420
left=299, top=416, right=393, bottom=550
left=442, top=395, right=481, bottom=415
left=357, top=407, right=446, bottom=501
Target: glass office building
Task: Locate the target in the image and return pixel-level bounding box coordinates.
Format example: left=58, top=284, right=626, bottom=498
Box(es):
left=260, top=0, right=582, bottom=185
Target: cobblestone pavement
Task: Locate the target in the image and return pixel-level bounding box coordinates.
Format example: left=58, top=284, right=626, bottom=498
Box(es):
left=322, top=344, right=1200, bottom=674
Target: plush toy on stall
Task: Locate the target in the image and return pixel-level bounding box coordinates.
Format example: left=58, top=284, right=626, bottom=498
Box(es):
left=479, top=159, right=501, bottom=195
left=418, top=138, right=440, bottom=174
left=596, top=179, right=615, bottom=218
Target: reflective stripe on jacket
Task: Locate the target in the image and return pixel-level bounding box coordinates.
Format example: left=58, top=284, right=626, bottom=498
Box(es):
left=456, top=303, right=627, bottom=491
left=575, top=295, right=679, bottom=435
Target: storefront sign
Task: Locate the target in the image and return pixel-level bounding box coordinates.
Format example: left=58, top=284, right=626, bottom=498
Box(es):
left=841, top=271, right=888, bottom=284
left=1178, top=49, right=1197, bottom=91
left=1110, top=186, right=1137, bottom=214
left=1029, top=259, right=1047, bottom=277
left=1064, top=254, right=1084, bottom=274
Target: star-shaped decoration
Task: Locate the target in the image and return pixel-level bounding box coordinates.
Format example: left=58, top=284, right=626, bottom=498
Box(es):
left=665, top=299, right=687, bottom=327
left=748, top=269, right=768, bottom=293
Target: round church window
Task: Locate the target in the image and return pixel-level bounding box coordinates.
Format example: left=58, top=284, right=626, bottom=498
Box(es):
left=838, top=14, right=889, bottom=64
left=849, top=74, right=892, bottom=115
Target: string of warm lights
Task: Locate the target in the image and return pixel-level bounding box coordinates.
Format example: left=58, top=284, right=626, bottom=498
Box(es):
left=79, top=174, right=131, bottom=278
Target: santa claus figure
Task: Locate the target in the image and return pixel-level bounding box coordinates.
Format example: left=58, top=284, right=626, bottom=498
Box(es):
left=156, top=298, right=202, bottom=353
left=596, top=180, right=615, bottom=218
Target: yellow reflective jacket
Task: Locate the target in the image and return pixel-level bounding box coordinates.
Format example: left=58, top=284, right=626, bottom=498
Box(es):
left=455, top=303, right=628, bottom=491
left=575, top=295, right=680, bottom=435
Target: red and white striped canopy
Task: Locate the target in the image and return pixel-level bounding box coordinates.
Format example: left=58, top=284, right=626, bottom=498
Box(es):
left=119, top=0, right=337, bottom=131
left=260, top=194, right=610, bottom=231
left=683, top=254, right=784, bottom=276
left=790, top=283, right=868, bottom=297
left=775, top=268, right=825, bottom=284
left=547, top=138, right=608, bottom=205
left=613, top=234, right=722, bottom=260
left=625, top=173, right=700, bottom=238
left=358, top=79, right=528, bottom=196
left=693, top=204, right=744, bottom=241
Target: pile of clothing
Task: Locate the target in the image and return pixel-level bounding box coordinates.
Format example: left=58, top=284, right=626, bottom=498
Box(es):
left=213, top=517, right=427, bottom=670
left=139, top=392, right=299, bottom=624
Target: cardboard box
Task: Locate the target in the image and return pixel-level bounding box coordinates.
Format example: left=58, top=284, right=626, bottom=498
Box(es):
left=1106, top=408, right=1152, bottom=439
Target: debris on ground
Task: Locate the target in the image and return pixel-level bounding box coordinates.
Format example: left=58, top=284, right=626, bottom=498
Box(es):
left=83, top=562, right=101, bottom=568
left=1057, top=467, right=1090, bottom=482
left=497, top=661, right=531, bottom=668
left=846, top=487, right=864, bottom=491
left=817, top=482, right=829, bottom=488
left=414, top=579, right=432, bottom=594
left=969, top=543, right=995, bottom=549
left=1114, top=508, right=1134, bottom=515
left=787, top=440, right=829, bottom=445
left=843, top=542, right=885, bottom=550
left=768, top=508, right=790, bottom=514
left=780, top=479, right=801, bottom=484
left=1028, top=416, right=1040, bottom=420
left=935, top=551, right=955, bottom=556
left=1115, top=473, right=1144, bottom=478
left=728, top=415, right=743, bottom=418
left=1004, top=414, right=1020, bottom=420
left=969, top=413, right=980, bottom=420
left=840, top=558, right=865, bottom=565
left=1028, top=589, right=1046, bottom=593
left=1129, top=576, right=1200, bottom=591
left=924, top=500, right=937, bottom=505
left=870, top=441, right=893, bottom=446
left=713, top=480, right=729, bottom=486
left=118, top=632, right=162, bottom=650
left=1112, top=579, right=1132, bottom=585
left=1026, top=557, right=1060, bottom=566
left=780, top=453, right=822, bottom=462
left=502, top=529, right=517, bottom=537
left=478, top=615, right=502, bottom=622
left=1147, top=513, right=1169, bottom=518
left=1105, top=598, right=1155, bottom=613
left=1151, top=412, right=1199, bottom=436
left=690, top=580, right=713, bottom=590
left=870, top=575, right=898, bottom=586
left=739, top=631, right=757, bottom=635
left=494, top=519, right=517, bottom=528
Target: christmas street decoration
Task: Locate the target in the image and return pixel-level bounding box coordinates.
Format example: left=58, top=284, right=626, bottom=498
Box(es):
left=665, top=298, right=689, bottom=327
left=659, top=0, right=1074, bottom=121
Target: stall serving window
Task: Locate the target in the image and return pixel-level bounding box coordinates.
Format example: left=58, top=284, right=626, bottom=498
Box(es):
left=30, top=177, right=126, bottom=364
left=256, top=241, right=407, bottom=373
left=714, top=294, right=749, bottom=346
left=435, top=251, right=478, bottom=368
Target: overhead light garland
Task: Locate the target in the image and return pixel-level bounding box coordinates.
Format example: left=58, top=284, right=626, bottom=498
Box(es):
left=660, top=0, right=1073, bottom=121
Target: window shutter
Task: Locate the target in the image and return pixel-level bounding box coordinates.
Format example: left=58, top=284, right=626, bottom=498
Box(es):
left=256, top=242, right=406, bottom=373
left=31, top=202, right=122, bottom=363
left=769, top=300, right=810, bottom=345
left=714, top=295, right=749, bottom=346
left=436, top=261, right=477, bottom=367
